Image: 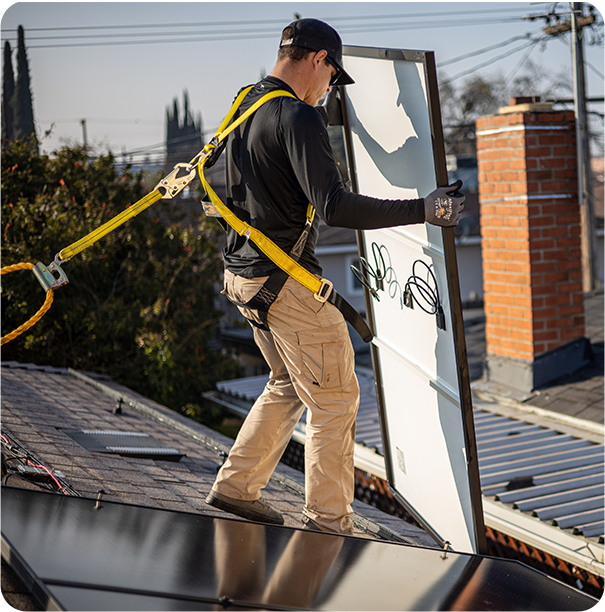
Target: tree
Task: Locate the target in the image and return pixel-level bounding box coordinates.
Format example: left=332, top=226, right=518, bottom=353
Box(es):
left=165, top=90, right=203, bottom=171
left=2, top=41, right=15, bottom=142
left=439, top=60, right=572, bottom=156
left=439, top=73, right=508, bottom=156
left=1, top=139, right=238, bottom=419
left=11, top=26, right=36, bottom=145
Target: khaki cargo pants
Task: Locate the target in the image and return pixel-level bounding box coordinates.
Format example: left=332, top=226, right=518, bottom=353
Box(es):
left=212, top=269, right=360, bottom=534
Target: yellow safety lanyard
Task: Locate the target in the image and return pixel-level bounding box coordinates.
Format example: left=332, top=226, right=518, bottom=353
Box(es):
left=1, top=86, right=336, bottom=346
left=1, top=149, right=199, bottom=345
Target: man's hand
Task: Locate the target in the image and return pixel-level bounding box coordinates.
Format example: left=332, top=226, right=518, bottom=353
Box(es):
left=424, top=180, right=465, bottom=227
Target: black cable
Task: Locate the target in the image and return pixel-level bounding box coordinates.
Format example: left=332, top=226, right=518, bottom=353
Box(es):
left=405, top=260, right=440, bottom=315
left=352, top=242, right=447, bottom=330
left=372, top=242, right=405, bottom=307
left=2, top=471, right=54, bottom=491
left=350, top=243, right=385, bottom=300
left=404, top=260, right=447, bottom=331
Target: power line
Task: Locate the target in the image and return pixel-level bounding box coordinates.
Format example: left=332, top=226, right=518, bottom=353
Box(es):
left=439, top=33, right=536, bottom=67
left=441, top=36, right=549, bottom=84
left=1, top=21, right=531, bottom=50
left=504, top=39, right=542, bottom=83
left=0, top=7, right=536, bottom=34
left=554, top=35, right=605, bottom=82
left=1, top=15, right=533, bottom=49
left=586, top=62, right=605, bottom=81
left=7, top=14, right=526, bottom=40
left=5, top=26, right=280, bottom=42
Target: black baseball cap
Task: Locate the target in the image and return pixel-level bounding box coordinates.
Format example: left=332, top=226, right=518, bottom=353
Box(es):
left=279, top=18, right=355, bottom=86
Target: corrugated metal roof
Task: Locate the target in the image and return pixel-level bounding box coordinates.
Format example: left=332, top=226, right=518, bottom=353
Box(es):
left=214, top=370, right=604, bottom=545
left=473, top=409, right=604, bottom=542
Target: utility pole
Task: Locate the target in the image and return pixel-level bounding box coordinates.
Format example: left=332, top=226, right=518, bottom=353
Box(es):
left=526, top=3, right=599, bottom=291
left=571, top=2, right=597, bottom=291
left=80, top=118, right=87, bottom=149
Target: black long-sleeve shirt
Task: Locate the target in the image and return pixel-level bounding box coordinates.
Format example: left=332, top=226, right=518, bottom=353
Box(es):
left=223, top=76, right=425, bottom=278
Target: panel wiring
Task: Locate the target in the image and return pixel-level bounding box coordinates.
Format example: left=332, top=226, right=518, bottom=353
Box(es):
left=351, top=242, right=446, bottom=330
left=1, top=430, right=79, bottom=496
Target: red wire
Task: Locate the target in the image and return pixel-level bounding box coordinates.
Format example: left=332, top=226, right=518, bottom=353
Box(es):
left=2, top=432, right=69, bottom=495
left=26, top=459, right=69, bottom=495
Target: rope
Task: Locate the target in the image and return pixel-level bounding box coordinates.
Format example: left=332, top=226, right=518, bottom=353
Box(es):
left=1, top=263, right=54, bottom=345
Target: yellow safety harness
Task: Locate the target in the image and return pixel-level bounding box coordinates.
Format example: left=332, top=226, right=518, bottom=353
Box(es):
left=197, top=86, right=334, bottom=304
left=1, top=85, right=372, bottom=345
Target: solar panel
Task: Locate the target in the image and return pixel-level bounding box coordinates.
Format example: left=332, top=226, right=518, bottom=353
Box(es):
left=341, top=46, right=484, bottom=554
left=1, top=486, right=596, bottom=611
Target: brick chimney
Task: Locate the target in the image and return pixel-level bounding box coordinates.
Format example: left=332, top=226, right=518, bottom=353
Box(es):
left=476, top=98, right=591, bottom=392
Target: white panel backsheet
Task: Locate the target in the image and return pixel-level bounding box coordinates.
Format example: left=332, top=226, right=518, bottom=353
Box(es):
left=343, top=50, right=476, bottom=552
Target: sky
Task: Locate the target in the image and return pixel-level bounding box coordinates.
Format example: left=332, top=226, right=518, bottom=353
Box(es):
left=1, top=1, right=604, bottom=164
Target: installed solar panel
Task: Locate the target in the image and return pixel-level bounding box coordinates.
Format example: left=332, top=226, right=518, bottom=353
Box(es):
left=1, top=486, right=596, bottom=611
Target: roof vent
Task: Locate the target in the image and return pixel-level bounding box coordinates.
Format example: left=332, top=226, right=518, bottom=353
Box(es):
left=60, top=429, right=184, bottom=462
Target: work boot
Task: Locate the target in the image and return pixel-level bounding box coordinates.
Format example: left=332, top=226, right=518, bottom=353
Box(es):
left=301, top=516, right=336, bottom=533
left=206, top=490, right=284, bottom=525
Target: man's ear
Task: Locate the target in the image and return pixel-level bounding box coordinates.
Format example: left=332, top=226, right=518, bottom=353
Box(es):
left=314, top=49, right=328, bottom=65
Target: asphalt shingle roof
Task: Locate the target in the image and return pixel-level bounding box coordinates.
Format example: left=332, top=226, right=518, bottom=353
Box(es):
left=1, top=360, right=441, bottom=609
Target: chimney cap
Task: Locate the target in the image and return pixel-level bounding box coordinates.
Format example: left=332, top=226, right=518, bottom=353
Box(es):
left=499, top=95, right=554, bottom=114
left=509, top=96, right=541, bottom=105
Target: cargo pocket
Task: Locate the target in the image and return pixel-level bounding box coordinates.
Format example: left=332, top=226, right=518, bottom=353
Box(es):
left=296, top=327, right=345, bottom=390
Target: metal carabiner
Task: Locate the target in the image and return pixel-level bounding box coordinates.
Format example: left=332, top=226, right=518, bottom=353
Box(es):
left=32, top=255, right=70, bottom=292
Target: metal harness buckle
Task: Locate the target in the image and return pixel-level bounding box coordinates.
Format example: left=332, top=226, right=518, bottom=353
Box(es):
left=314, top=278, right=333, bottom=303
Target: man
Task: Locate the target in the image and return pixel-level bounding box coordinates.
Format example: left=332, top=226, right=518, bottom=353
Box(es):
left=206, top=18, right=464, bottom=534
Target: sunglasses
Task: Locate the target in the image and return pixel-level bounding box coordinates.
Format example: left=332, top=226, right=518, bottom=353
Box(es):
left=325, top=56, right=342, bottom=86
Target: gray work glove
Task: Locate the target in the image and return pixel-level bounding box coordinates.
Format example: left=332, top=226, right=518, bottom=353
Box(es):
left=424, top=180, right=465, bottom=227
